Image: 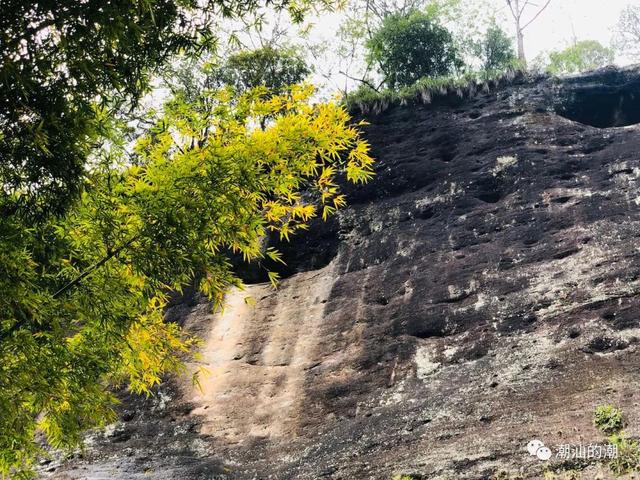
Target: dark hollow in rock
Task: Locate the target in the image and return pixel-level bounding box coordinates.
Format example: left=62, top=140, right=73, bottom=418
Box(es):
left=567, top=326, right=582, bottom=339
left=234, top=215, right=341, bottom=284
left=555, top=68, right=640, bottom=128
left=582, top=336, right=629, bottom=354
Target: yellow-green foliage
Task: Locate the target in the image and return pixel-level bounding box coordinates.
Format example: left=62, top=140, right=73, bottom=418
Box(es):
left=543, top=469, right=581, bottom=479
left=0, top=84, right=373, bottom=477
left=592, top=406, right=640, bottom=476
left=608, top=433, right=640, bottom=476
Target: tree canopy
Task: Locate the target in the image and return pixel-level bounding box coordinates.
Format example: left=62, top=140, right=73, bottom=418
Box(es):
left=547, top=40, right=614, bottom=75
left=215, top=46, right=312, bottom=95
left=614, top=5, right=640, bottom=61
left=366, top=10, right=462, bottom=89
left=478, top=23, right=517, bottom=71
left=0, top=0, right=326, bottom=218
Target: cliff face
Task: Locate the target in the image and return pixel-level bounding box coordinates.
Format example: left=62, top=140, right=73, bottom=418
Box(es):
left=48, top=67, right=640, bottom=480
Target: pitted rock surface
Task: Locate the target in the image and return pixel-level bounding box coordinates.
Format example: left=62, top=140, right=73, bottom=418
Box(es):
left=47, top=67, right=640, bottom=480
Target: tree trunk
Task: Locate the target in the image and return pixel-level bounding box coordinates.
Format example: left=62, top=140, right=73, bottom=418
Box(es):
left=514, top=0, right=527, bottom=66
left=517, top=26, right=526, bottom=65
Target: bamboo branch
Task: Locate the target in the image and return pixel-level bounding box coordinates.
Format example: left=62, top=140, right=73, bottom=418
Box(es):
left=0, top=235, right=140, bottom=342
left=51, top=235, right=139, bottom=299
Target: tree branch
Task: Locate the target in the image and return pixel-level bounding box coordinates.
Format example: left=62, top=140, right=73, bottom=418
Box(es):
left=506, top=0, right=518, bottom=20
left=339, top=70, right=380, bottom=91
left=521, top=0, right=552, bottom=31
left=518, top=0, right=530, bottom=17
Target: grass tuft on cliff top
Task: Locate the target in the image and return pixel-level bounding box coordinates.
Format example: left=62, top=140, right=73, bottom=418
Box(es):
left=343, top=67, right=527, bottom=116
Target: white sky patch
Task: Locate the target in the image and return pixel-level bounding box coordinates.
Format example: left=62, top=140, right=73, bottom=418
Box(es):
left=504, top=0, right=639, bottom=64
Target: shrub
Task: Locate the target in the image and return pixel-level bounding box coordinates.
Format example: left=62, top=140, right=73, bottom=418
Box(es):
left=343, top=67, right=522, bottom=115
left=594, top=405, right=624, bottom=435
left=609, top=432, right=640, bottom=475
left=543, top=469, right=581, bottom=479
left=493, top=471, right=524, bottom=480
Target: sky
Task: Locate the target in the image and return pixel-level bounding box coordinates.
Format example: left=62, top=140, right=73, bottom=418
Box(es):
left=501, top=0, right=638, bottom=63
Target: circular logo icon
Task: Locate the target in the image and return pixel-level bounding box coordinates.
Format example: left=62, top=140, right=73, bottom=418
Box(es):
left=527, top=439, right=544, bottom=456
left=536, top=446, right=552, bottom=461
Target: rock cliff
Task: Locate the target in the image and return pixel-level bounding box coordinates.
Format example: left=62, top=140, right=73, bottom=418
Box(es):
left=48, top=66, right=640, bottom=480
